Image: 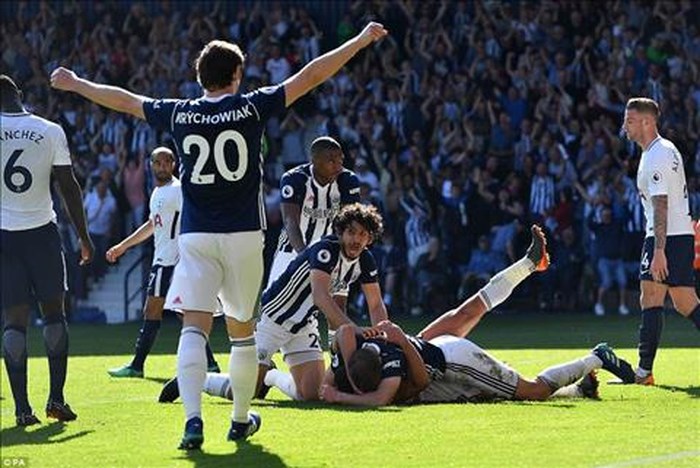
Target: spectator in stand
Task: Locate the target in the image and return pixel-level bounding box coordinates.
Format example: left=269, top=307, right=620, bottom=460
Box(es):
left=3, top=0, right=700, bottom=311
left=121, top=152, right=146, bottom=236
left=84, top=180, right=117, bottom=282
left=588, top=206, right=630, bottom=316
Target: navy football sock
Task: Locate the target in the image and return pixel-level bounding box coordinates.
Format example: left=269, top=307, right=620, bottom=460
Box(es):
left=205, top=342, right=219, bottom=370
left=43, top=317, right=69, bottom=404
left=3, top=326, right=31, bottom=415
left=131, top=319, right=161, bottom=371
left=688, top=304, right=700, bottom=331
left=638, top=307, right=664, bottom=372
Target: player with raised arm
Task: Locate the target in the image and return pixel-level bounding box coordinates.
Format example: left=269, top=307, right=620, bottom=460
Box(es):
left=158, top=203, right=388, bottom=404
left=1, top=75, right=94, bottom=426
left=320, top=227, right=635, bottom=406
left=620, top=97, right=700, bottom=385
left=50, top=22, right=388, bottom=449
left=105, top=147, right=220, bottom=379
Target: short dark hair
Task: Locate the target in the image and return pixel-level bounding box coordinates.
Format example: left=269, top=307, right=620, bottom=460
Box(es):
left=0, top=74, right=22, bottom=107
left=310, top=136, right=342, bottom=160
left=332, top=203, right=384, bottom=242
left=348, top=348, right=383, bottom=393
left=626, top=97, right=660, bottom=120
left=195, top=41, right=245, bottom=91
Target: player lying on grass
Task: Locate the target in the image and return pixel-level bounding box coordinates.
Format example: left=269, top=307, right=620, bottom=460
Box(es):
left=159, top=203, right=387, bottom=403
left=319, top=226, right=636, bottom=406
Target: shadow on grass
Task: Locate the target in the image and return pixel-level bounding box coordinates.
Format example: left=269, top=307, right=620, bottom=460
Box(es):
left=202, top=398, right=402, bottom=412
left=144, top=376, right=171, bottom=385
left=656, top=385, right=700, bottom=398
left=0, top=421, right=93, bottom=448
left=258, top=399, right=402, bottom=412
left=175, top=442, right=286, bottom=467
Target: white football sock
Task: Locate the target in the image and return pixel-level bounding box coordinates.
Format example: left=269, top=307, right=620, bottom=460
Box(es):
left=264, top=368, right=299, bottom=400
left=550, top=383, right=584, bottom=398
left=203, top=372, right=232, bottom=400
left=229, top=336, right=257, bottom=423
left=177, top=326, right=208, bottom=421
left=478, top=257, right=534, bottom=311
left=538, top=354, right=602, bottom=391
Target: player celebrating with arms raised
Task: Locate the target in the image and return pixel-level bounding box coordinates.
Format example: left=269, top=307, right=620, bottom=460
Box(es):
left=51, top=22, right=387, bottom=449
left=621, top=97, right=700, bottom=385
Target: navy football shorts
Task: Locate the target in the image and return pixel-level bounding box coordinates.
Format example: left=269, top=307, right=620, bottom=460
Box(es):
left=1, top=223, right=66, bottom=309
left=639, top=235, right=694, bottom=287
left=146, top=264, right=175, bottom=298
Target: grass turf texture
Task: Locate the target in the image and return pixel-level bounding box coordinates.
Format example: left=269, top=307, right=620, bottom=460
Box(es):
left=1, top=312, right=698, bottom=467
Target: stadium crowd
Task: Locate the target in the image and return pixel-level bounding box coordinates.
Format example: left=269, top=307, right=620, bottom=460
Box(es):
left=2, top=0, right=699, bottom=317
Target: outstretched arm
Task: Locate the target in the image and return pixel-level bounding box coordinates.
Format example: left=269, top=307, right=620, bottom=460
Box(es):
left=50, top=67, right=148, bottom=119
left=311, top=270, right=355, bottom=330
left=361, top=282, right=388, bottom=326
left=105, top=220, right=154, bottom=263
left=283, top=22, right=387, bottom=107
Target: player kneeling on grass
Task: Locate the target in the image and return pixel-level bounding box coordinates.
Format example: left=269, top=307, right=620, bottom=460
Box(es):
left=159, top=203, right=388, bottom=403
left=319, top=226, right=636, bottom=406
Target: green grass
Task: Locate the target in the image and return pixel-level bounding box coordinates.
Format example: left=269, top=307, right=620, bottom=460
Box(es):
left=1, top=312, right=699, bottom=467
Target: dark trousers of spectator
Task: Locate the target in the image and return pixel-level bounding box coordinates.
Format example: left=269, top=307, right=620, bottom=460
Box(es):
left=90, top=233, right=109, bottom=280
left=65, top=246, right=87, bottom=300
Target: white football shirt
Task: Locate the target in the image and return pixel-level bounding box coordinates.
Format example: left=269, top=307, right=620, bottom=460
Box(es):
left=150, top=177, right=181, bottom=266
left=637, top=136, right=693, bottom=238
left=1, top=111, right=72, bottom=230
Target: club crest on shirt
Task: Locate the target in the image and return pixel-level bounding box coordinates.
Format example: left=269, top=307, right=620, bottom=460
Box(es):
left=317, top=249, right=331, bottom=263
left=651, top=171, right=662, bottom=184
left=282, top=185, right=294, bottom=198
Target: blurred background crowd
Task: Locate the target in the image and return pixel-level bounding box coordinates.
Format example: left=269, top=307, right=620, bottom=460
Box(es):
left=2, top=0, right=699, bottom=318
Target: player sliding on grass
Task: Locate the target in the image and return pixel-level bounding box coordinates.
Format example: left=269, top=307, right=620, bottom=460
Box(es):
left=320, top=226, right=636, bottom=406
left=159, top=203, right=388, bottom=404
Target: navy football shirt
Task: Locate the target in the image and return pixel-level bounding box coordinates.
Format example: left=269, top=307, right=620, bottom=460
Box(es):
left=142, top=86, right=286, bottom=233
left=331, top=335, right=406, bottom=393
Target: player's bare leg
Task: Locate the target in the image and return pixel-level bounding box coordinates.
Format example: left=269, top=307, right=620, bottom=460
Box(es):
left=264, top=359, right=325, bottom=401
left=419, top=225, right=550, bottom=341
left=39, top=296, right=77, bottom=422
left=2, top=304, right=39, bottom=426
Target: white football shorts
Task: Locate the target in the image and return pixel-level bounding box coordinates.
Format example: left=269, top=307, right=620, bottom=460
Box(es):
left=165, top=231, right=264, bottom=322
left=424, top=335, right=520, bottom=401
left=255, top=314, right=323, bottom=367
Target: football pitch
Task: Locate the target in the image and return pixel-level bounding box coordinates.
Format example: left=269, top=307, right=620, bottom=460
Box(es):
left=1, top=312, right=698, bottom=467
